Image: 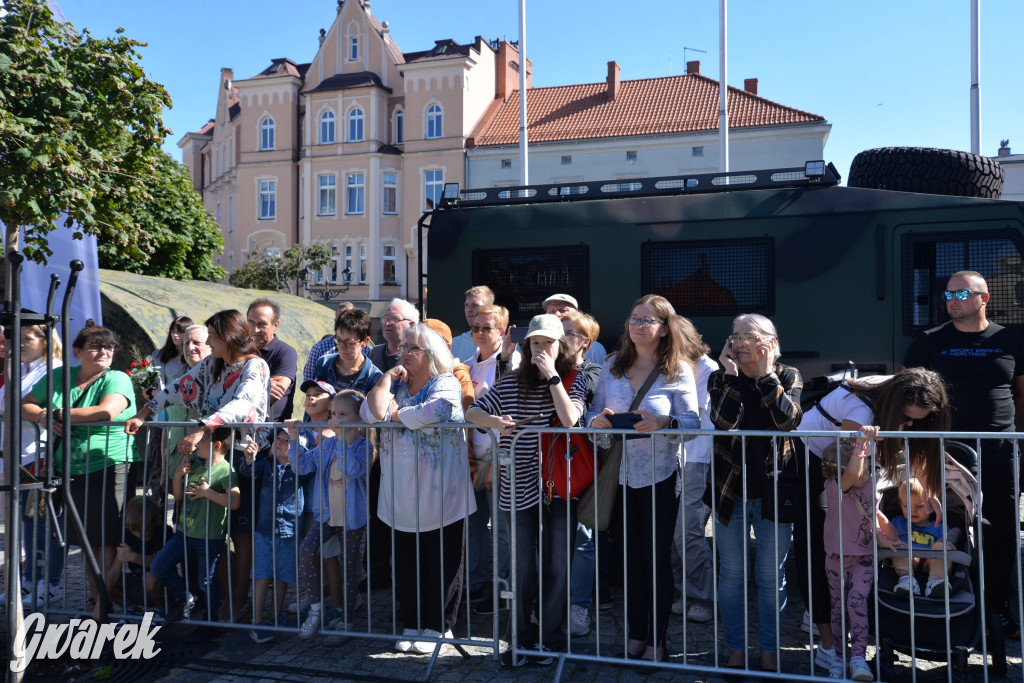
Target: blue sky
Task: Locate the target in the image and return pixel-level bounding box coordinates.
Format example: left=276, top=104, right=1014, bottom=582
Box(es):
left=58, top=0, right=1023, bottom=184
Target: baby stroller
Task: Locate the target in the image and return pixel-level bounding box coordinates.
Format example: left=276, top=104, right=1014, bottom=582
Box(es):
left=870, top=441, right=1007, bottom=680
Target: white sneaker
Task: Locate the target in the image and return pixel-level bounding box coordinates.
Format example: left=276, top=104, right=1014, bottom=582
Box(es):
left=409, top=628, right=448, bottom=655
left=395, top=627, right=417, bottom=653
left=287, top=599, right=309, bottom=614
left=894, top=574, right=921, bottom=597
left=2, top=579, right=32, bottom=604
left=800, top=610, right=821, bottom=637
left=22, top=580, right=60, bottom=609
left=298, top=607, right=321, bottom=639
left=566, top=604, right=590, bottom=636
left=815, top=645, right=837, bottom=671
left=850, top=655, right=873, bottom=681
left=925, top=577, right=949, bottom=599
left=671, top=596, right=686, bottom=615
left=829, top=655, right=845, bottom=679
left=686, top=603, right=713, bottom=624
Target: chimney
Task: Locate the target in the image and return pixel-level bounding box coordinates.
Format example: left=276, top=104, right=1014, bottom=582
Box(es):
left=686, top=60, right=700, bottom=75
left=607, top=61, right=620, bottom=101
left=998, top=139, right=1011, bottom=157
left=319, top=28, right=326, bottom=46
left=744, top=78, right=758, bottom=95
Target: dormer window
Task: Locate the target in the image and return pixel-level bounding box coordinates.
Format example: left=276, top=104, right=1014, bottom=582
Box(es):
left=348, top=107, right=365, bottom=142
left=349, top=36, right=359, bottom=61
left=320, top=110, right=335, bottom=144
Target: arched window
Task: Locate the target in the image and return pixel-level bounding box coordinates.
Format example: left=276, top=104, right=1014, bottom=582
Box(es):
left=260, top=117, right=275, bottom=150
left=394, top=110, right=404, bottom=144
left=425, top=104, right=442, bottom=139
left=348, top=107, right=364, bottom=142
left=320, top=110, right=335, bottom=144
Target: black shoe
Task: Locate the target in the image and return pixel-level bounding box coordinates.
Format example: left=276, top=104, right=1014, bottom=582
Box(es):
left=469, top=587, right=489, bottom=603
left=1002, top=601, right=1021, bottom=639
left=598, top=589, right=614, bottom=611
left=473, top=597, right=495, bottom=615
left=528, top=643, right=555, bottom=666
left=501, top=649, right=527, bottom=668
left=166, top=593, right=196, bottom=623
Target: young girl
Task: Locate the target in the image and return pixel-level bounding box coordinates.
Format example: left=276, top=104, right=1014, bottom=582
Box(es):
left=821, top=426, right=880, bottom=682
left=288, top=389, right=370, bottom=639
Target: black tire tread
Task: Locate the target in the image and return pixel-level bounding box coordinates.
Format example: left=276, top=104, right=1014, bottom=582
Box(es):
left=847, top=146, right=1004, bottom=198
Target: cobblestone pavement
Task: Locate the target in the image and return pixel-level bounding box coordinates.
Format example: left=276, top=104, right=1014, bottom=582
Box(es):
left=2, top=522, right=1022, bottom=682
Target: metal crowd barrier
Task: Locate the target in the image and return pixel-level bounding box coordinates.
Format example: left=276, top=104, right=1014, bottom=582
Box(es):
left=6, top=420, right=1023, bottom=681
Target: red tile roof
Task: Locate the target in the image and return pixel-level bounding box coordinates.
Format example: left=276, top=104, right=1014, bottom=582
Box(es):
left=473, top=73, right=824, bottom=147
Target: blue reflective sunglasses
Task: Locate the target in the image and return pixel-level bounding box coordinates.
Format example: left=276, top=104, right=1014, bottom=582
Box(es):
left=941, top=289, right=985, bottom=302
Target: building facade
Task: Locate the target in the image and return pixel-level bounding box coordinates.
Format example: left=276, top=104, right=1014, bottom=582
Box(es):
left=179, top=0, right=829, bottom=306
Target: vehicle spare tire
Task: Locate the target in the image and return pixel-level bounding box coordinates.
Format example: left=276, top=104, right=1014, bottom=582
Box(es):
left=847, top=147, right=1004, bottom=198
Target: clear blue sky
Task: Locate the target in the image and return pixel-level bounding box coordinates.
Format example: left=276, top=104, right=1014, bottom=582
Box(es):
left=59, top=0, right=1023, bottom=184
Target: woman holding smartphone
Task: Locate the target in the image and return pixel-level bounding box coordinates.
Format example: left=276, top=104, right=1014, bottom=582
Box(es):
left=707, top=313, right=802, bottom=673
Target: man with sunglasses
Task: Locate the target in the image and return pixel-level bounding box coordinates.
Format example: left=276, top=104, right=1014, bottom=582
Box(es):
left=903, top=270, right=1024, bottom=637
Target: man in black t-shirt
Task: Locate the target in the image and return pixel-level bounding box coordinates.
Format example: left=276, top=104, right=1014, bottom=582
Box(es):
left=903, top=270, right=1024, bottom=633
left=248, top=298, right=298, bottom=421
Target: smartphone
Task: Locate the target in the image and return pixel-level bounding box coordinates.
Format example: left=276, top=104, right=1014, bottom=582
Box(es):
left=607, top=412, right=645, bottom=439
left=508, top=326, right=528, bottom=345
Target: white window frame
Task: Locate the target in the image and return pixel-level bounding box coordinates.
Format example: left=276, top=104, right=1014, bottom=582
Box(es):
left=346, top=172, right=365, bottom=215
left=382, top=244, right=397, bottom=285
left=382, top=172, right=398, bottom=215
left=329, top=246, right=340, bottom=283
left=318, top=174, right=337, bottom=216
left=349, top=36, right=359, bottom=61
left=425, top=104, right=442, bottom=139
left=358, top=244, right=367, bottom=284
left=258, top=180, right=276, bottom=219
left=348, top=107, right=364, bottom=142
left=227, top=196, right=234, bottom=234
left=320, top=110, right=335, bottom=144
left=394, top=110, right=404, bottom=144
left=343, top=244, right=353, bottom=280
left=260, top=117, right=275, bottom=151
left=424, top=169, right=443, bottom=210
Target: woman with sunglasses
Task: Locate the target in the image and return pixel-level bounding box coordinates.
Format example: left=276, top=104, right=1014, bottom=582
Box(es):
left=588, top=295, right=700, bottom=662
left=707, top=313, right=802, bottom=673
left=23, top=324, right=139, bottom=611
left=312, top=308, right=382, bottom=396
left=362, top=323, right=474, bottom=654
left=793, top=366, right=950, bottom=673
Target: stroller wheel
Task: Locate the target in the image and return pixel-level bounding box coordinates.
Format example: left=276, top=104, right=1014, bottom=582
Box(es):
left=986, top=612, right=1007, bottom=677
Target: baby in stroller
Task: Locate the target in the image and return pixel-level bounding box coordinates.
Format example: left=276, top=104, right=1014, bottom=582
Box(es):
left=877, top=477, right=960, bottom=600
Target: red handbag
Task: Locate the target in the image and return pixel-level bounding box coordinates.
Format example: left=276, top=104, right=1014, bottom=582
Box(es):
left=540, top=370, right=597, bottom=502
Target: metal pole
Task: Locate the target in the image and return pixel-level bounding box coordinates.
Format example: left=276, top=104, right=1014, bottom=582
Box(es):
left=518, top=0, right=529, bottom=186
left=969, top=0, right=981, bottom=154
left=718, top=0, right=729, bottom=172
left=6, top=250, right=25, bottom=680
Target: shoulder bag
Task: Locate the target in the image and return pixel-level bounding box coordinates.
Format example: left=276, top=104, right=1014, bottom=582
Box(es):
left=540, top=370, right=596, bottom=502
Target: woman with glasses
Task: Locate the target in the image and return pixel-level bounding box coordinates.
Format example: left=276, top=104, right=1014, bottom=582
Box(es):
left=588, top=295, right=700, bottom=662
left=23, top=324, right=139, bottom=611
left=361, top=323, right=474, bottom=653
left=312, top=308, right=382, bottom=396
left=707, top=313, right=802, bottom=673
left=793, top=366, right=951, bottom=673
left=467, top=313, right=588, bottom=664
left=2, top=324, right=65, bottom=608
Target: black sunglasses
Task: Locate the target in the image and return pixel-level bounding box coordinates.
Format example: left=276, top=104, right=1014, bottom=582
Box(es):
left=901, top=412, right=936, bottom=428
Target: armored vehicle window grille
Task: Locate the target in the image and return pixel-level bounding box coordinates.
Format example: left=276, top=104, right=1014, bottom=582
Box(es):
left=902, top=229, right=1024, bottom=334
left=641, top=238, right=774, bottom=317
left=472, top=245, right=590, bottom=320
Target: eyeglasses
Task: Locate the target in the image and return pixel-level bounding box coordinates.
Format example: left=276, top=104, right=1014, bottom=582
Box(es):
left=628, top=315, right=663, bottom=328
left=901, top=412, right=936, bottom=428
left=471, top=325, right=496, bottom=334
left=563, top=331, right=587, bottom=340
left=382, top=316, right=413, bottom=325
left=398, top=344, right=425, bottom=354
left=334, top=336, right=362, bottom=347
left=941, top=289, right=986, bottom=301
left=87, top=344, right=115, bottom=353
left=727, top=333, right=763, bottom=345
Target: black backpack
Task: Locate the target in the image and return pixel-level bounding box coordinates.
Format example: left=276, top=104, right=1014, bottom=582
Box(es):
left=800, top=363, right=868, bottom=427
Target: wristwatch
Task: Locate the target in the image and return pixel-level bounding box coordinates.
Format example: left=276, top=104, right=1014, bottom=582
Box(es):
left=546, top=375, right=561, bottom=386
left=668, top=416, right=679, bottom=430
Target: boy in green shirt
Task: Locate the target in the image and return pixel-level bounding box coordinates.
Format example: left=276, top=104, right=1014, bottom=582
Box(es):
left=150, top=426, right=240, bottom=622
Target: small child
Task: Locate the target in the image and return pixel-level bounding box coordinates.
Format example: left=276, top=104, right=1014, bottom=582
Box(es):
left=241, top=428, right=309, bottom=643
left=288, top=389, right=370, bottom=640
left=93, top=495, right=174, bottom=622
left=878, top=477, right=957, bottom=599
left=151, top=426, right=241, bottom=622
left=821, top=427, right=880, bottom=682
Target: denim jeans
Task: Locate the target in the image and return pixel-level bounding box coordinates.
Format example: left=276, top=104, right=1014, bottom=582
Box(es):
left=467, top=488, right=509, bottom=591
left=671, top=462, right=713, bottom=609
left=715, top=497, right=792, bottom=652
left=570, top=523, right=612, bottom=609
left=506, top=498, right=575, bottom=647
left=150, top=531, right=225, bottom=621
left=21, top=490, right=63, bottom=587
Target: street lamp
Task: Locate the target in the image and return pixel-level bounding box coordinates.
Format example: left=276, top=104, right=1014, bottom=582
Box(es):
left=304, top=267, right=353, bottom=302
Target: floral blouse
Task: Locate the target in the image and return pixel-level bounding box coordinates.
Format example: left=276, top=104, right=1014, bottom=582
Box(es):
left=358, top=372, right=475, bottom=532
left=149, top=356, right=270, bottom=443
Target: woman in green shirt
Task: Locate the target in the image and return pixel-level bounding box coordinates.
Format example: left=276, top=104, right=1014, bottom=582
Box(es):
left=23, top=324, right=137, bottom=609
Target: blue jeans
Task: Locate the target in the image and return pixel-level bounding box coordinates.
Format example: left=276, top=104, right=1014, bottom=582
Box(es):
left=570, top=525, right=611, bottom=609
left=21, top=490, right=63, bottom=587
left=506, top=499, right=574, bottom=646
left=150, top=531, right=224, bottom=621
left=715, top=497, right=792, bottom=652
left=467, top=488, right=509, bottom=591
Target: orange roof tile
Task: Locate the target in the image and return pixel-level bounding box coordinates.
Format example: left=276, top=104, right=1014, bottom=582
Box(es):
left=474, top=73, right=824, bottom=147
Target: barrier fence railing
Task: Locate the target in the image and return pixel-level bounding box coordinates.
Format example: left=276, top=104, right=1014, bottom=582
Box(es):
left=4, top=420, right=1022, bottom=681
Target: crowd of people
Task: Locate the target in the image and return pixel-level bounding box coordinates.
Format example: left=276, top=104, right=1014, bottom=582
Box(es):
left=2, top=269, right=1022, bottom=677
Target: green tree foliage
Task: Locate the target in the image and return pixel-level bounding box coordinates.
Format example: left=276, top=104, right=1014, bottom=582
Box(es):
left=0, top=0, right=171, bottom=264
left=98, top=152, right=225, bottom=280
left=229, top=243, right=335, bottom=294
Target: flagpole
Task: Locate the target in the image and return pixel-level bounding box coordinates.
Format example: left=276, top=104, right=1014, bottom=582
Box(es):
left=719, top=0, right=729, bottom=172
left=970, top=0, right=981, bottom=154
left=518, top=0, right=529, bottom=185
